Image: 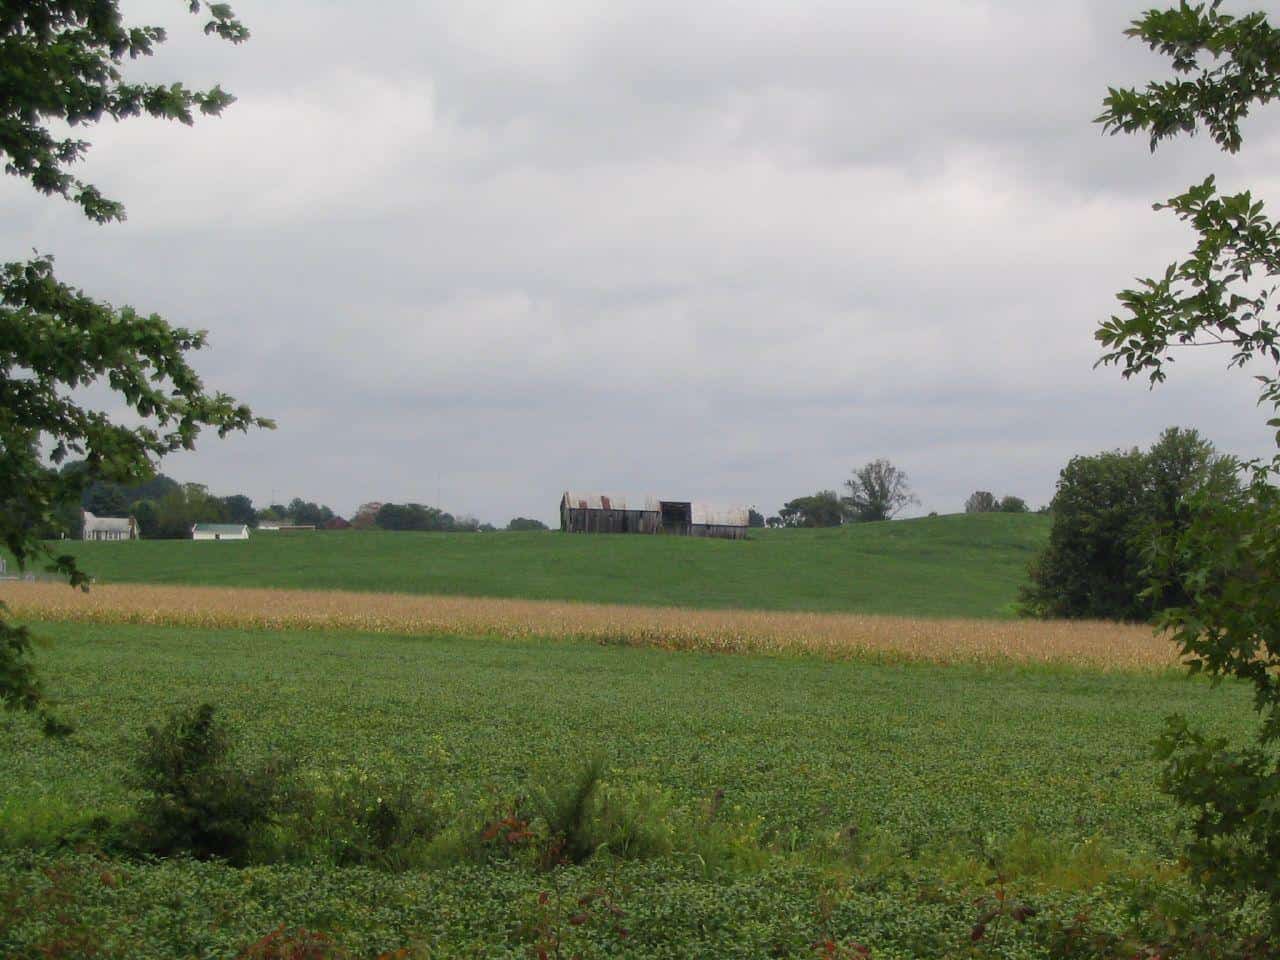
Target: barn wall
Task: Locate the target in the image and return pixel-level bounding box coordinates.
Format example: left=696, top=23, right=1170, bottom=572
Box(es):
left=562, top=507, right=660, bottom=534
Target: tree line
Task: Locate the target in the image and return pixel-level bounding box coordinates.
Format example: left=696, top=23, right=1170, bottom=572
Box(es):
left=40, top=466, right=551, bottom=539
left=42, top=465, right=343, bottom=539
left=771, top=458, right=1031, bottom=527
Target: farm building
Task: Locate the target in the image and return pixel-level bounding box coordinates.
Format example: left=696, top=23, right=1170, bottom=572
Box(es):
left=192, top=523, right=250, bottom=541
left=560, top=492, right=749, bottom=540
left=82, top=511, right=138, bottom=541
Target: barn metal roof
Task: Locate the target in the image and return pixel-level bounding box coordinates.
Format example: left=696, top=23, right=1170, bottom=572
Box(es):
left=562, top=492, right=660, bottom=512
left=82, top=511, right=133, bottom=533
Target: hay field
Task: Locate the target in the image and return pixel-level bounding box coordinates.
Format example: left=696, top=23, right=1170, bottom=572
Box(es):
left=0, top=581, right=1178, bottom=670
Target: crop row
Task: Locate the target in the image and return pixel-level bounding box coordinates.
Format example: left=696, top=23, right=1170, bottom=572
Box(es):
left=0, top=582, right=1177, bottom=670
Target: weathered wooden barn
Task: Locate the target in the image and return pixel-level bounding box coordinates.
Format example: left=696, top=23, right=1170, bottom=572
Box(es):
left=560, top=492, right=749, bottom=540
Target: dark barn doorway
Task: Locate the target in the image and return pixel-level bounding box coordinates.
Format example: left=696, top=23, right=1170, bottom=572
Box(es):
left=659, top=500, right=692, bottom=536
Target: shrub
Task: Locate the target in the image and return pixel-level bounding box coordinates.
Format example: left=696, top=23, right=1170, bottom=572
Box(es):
left=125, top=703, right=286, bottom=865
left=280, top=772, right=448, bottom=870
left=506, top=517, right=548, bottom=531
left=588, top=782, right=676, bottom=861
left=532, top=756, right=605, bottom=867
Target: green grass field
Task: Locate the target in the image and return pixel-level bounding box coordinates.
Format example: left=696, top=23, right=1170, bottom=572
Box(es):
left=0, top=621, right=1262, bottom=958
left=34, top=512, right=1049, bottom=618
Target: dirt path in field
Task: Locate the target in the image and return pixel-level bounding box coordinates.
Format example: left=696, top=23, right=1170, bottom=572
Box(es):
left=0, top=581, right=1180, bottom=671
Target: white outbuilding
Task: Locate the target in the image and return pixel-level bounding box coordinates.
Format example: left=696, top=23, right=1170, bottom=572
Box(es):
left=82, top=511, right=138, bottom=541
left=191, top=523, right=250, bottom=541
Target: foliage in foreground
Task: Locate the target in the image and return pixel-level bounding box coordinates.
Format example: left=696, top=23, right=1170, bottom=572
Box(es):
left=1, top=623, right=1272, bottom=955
left=1150, top=478, right=1280, bottom=919
left=7, top=703, right=1277, bottom=958
left=2, top=850, right=1276, bottom=960
left=0, top=1, right=268, bottom=717
left=1097, top=0, right=1280, bottom=933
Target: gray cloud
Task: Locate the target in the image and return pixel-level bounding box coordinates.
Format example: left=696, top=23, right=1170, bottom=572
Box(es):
left=4, top=0, right=1280, bottom=524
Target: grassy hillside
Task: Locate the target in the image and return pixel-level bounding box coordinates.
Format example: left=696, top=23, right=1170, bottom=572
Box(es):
left=33, top=512, right=1049, bottom=618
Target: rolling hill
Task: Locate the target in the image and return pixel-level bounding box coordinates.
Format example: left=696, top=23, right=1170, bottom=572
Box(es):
left=29, top=512, right=1049, bottom=619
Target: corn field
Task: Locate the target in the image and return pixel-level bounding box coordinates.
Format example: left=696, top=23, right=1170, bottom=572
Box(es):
left=0, top=582, right=1180, bottom=670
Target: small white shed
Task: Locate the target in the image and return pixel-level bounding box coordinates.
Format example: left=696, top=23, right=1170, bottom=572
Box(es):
left=191, top=523, right=250, bottom=541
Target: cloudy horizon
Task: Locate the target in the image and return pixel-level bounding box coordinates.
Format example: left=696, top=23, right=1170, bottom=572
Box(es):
left=6, top=0, right=1280, bottom=526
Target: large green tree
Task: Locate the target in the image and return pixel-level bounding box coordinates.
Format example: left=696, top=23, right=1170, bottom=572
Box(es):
left=1098, top=0, right=1280, bottom=928
left=1020, top=428, right=1236, bottom=621
left=1, top=2, right=269, bottom=723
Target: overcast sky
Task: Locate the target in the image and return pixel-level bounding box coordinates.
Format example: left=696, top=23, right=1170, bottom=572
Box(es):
left=7, top=0, right=1280, bottom=524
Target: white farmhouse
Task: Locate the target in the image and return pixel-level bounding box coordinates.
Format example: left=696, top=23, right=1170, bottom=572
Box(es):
left=82, top=511, right=137, bottom=541
left=191, top=523, right=250, bottom=541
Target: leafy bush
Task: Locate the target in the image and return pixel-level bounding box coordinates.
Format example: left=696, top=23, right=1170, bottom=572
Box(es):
left=532, top=755, right=605, bottom=867
left=588, top=782, right=677, bottom=861
left=506, top=517, right=548, bottom=531
left=278, top=772, right=448, bottom=871
left=125, top=703, right=286, bottom=865
left=1149, top=478, right=1280, bottom=930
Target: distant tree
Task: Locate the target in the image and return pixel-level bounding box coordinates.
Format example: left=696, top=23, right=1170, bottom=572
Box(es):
left=146, top=483, right=230, bottom=539
left=1021, top=448, right=1150, bottom=620
left=286, top=498, right=333, bottom=526
left=1021, top=428, right=1238, bottom=621
left=747, top=508, right=765, bottom=528
left=842, top=459, right=918, bottom=522
left=375, top=502, right=457, bottom=532
left=81, top=472, right=181, bottom=509
left=478, top=523, right=496, bottom=533
left=350, top=502, right=383, bottom=530
left=779, top=491, right=843, bottom=528
left=765, top=515, right=783, bottom=529
left=131, top=499, right=160, bottom=539
left=507, top=517, right=549, bottom=531
left=999, top=496, right=1029, bottom=514
left=220, top=494, right=256, bottom=528
left=964, top=491, right=999, bottom=514
left=84, top=484, right=129, bottom=517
